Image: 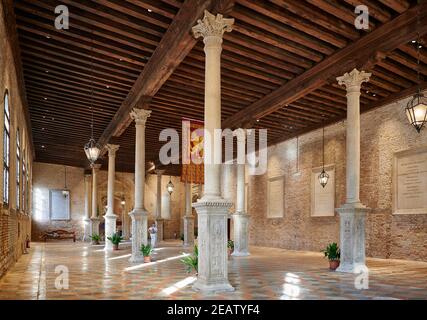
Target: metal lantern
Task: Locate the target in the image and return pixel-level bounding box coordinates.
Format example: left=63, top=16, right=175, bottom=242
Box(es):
left=62, top=166, right=69, bottom=198
left=167, top=176, right=174, bottom=195
left=84, top=138, right=101, bottom=164
left=318, top=169, right=329, bottom=188
left=406, top=91, right=427, bottom=133
left=318, top=125, right=329, bottom=188
left=121, top=194, right=126, bottom=205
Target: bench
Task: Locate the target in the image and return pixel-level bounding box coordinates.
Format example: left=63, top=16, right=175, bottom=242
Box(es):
left=41, top=229, right=76, bottom=242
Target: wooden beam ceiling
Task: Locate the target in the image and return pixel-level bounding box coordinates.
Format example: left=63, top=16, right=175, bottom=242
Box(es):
left=12, top=0, right=427, bottom=175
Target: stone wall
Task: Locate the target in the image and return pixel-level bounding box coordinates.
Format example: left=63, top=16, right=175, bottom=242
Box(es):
left=0, top=1, right=34, bottom=278
left=32, top=162, right=187, bottom=241
left=245, top=94, right=427, bottom=262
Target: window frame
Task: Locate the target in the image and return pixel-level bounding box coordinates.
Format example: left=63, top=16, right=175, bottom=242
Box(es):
left=16, top=128, right=21, bottom=211
left=3, top=90, right=10, bottom=206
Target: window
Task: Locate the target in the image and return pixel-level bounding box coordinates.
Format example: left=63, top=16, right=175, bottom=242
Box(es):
left=49, top=190, right=70, bottom=220
left=16, top=129, right=20, bottom=210
left=22, top=151, right=26, bottom=212
left=3, top=91, right=10, bottom=205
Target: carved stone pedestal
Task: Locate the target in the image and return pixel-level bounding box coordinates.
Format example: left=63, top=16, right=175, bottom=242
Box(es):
left=129, top=209, right=148, bottom=263
left=193, top=200, right=234, bottom=293
left=231, top=214, right=250, bottom=256
left=83, top=217, right=91, bottom=241
left=336, top=203, right=368, bottom=273
left=183, top=216, right=195, bottom=247
left=90, top=217, right=100, bottom=242
left=155, top=218, right=164, bottom=246
left=104, top=214, right=117, bottom=251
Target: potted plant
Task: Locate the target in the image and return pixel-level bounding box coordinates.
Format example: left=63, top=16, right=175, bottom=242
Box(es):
left=181, top=245, right=198, bottom=274
left=180, top=234, right=184, bottom=243
left=227, top=240, right=234, bottom=257
left=90, top=234, right=101, bottom=245
left=107, top=233, right=123, bottom=250
left=140, top=244, right=153, bottom=263
left=323, top=242, right=340, bottom=270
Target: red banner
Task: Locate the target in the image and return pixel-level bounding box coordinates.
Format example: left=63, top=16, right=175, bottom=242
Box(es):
left=181, top=118, right=204, bottom=184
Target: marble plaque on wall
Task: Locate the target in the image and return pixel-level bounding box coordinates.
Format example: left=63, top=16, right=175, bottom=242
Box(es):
left=267, top=176, right=284, bottom=218
left=393, top=147, right=427, bottom=215
left=311, top=165, right=335, bottom=217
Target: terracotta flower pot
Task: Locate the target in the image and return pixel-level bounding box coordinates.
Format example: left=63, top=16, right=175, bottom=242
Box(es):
left=143, top=256, right=151, bottom=263
left=113, top=244, right=119, bottom=250
left=329, top=260, right=340, bottom=270
left=93, top=240, right=99, bottom=245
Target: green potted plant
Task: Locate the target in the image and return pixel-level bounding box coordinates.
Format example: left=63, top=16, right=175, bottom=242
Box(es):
left=90, top=234, right=101, bottom=245
left=140, top=244, right=153, bottom=263
left=227, top=240, right=234, bottom=257
left=323, top=242, right=340, bottom=270
left=180, top=234, right=184, bottom=243
left=181, top=245, right=198, bottom=274
left=107, top=233, right=123, bottom=250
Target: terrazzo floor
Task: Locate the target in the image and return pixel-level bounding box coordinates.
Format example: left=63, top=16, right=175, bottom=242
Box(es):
left=0, top=241, right=426, bottom=300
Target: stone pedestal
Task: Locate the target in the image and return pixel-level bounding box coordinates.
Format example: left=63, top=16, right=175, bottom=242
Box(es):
left=83, top=217, right=91, bottom=242
left=193, top=200, right=234, bottom=293
left=155, top=218, right=164, bottom=245
left=129, top=209, right=148, bottom=263
left=90, top=217, right=100, bottom=241
left=183, top=216, right=195, bottom=247
left=231, top=214, right=249, bottom=256
left=336, top=203, right=368, bottom=273
left=104, top=214, right=117, bottom=251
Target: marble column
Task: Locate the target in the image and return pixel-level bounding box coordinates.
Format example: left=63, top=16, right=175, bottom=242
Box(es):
left=336, top=68, right=371, bottom=273
left=232, top=129, right=249, bottom=256
left=122, top=203, right=130, bottom=240
left=128, top=108, right=151, bottom=263
left=83, top=173, right=92, bottom=241
left=192, top=10, right=234, bottom=293
left=90, top=163, right=101, bottom=241
left=155, top=169, right=165, bottom=245
left=183, top=182, right=194, bottom=247
left=104, top=144, right=120, bottom=251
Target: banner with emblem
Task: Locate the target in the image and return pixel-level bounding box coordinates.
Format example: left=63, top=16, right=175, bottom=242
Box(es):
left=181, top=118, right=204, bottom=184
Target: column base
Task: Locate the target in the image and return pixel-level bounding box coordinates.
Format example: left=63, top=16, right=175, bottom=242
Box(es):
left=104, top=213, right=117, bottom=251
left=231, top=213, right=250, bottom=257
left=128, top=209, right=148, bottom=263
left=83, top=217, right=91, bottom=242
left=90, top=217, right=100, bottom=244
left=192, top=199, right=234, bottom=293
left=155, top=218, right=164, bottom=246
left=336, top=202, right=368, bottom=274
left=183, top=216, right=195, bottom=247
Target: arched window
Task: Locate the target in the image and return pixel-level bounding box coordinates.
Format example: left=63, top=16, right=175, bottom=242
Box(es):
left=16, top=129, right=20, bottom=210
left=3, top=91, right=10, bottom=204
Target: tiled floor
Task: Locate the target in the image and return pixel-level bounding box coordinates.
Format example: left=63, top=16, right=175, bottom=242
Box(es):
left=0, top=241, right=426, bottom=300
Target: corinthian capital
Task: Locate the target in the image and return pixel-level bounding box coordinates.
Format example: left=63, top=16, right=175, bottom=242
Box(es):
left=337, top=68, right=371, bottom=91
left=106, top=144, right=120, bottom=157
left=192, top=10, right=234, bottom=40
left=130, top=108, right=152, bottom=126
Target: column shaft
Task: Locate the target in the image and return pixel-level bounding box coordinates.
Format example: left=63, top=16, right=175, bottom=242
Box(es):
left=155, top=170, right=165, bottom=245
left=183, top=182, right=194, bottom=247
left=105, top=144, right=119, bottom=251
left=83, top=174, right=91, bottom=241
left=90, top=164, right=101, bottom=240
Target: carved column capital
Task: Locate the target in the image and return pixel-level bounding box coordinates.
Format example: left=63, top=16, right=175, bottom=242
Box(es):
left=337, top=68, right=371, bottom=93
left=155, top=169, right=165, bottom=176
left=106, top=144, right=120, bottom=157
left=130, top=108, right=152, bottom=126
left=192, top=10, right=234, bottom=46
left=90, top=163, right=102, bottom=171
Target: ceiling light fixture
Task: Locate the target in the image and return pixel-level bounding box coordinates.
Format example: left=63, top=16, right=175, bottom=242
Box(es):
left=318, top=125, right=329, bottom=188
left=84, top=29, right=101, bottom=164
left=405, top=6, right=427, bottom=133
left=167, top=176, right=174, bottom=195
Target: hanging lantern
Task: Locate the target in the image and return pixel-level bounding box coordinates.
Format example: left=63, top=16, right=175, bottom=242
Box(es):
left=84, top=138, right=101, bottom=164
left=121, top=194, right=126, bottom=205
left=318, top=169, right=329, bottom=188
left=406, top=91, right=427, bottom=133
left=62, top=166, right=69, bottom=198
left=318, top=125, right=329, bottom=188
left=167, top=176, right=174, bottom=195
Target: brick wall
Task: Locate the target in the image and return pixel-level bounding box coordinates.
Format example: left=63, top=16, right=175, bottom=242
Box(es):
left=245, top=94, right=427, bottom=262
left=0, top=0, right=34, bottom=279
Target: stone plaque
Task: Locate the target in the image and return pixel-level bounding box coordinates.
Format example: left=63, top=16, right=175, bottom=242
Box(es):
left=267, top=176, right=284, bottom=218
left=311, top=165, right=335, bottom=217
left=393, top=147, right=427, bottom=215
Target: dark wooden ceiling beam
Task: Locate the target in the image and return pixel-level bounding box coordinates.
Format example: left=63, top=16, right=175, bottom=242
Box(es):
left=222, top=2, right=427, bottom=129
left=97, top=0, right=237, bottom=145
